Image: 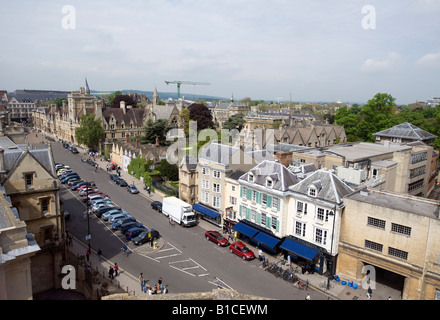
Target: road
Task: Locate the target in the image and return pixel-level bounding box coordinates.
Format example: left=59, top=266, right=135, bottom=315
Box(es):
left=46, top=138, right=327, bottom=300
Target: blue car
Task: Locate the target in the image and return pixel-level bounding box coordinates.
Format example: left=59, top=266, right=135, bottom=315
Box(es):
left=120, top=221, right=143, bottom=234
left=61, top=175, right=80, bottom=184
left=125, top=227, right=147, bottom=240
left=112, top=216, right=136, bottom=230
left=71, top=181, right=88, bottom=190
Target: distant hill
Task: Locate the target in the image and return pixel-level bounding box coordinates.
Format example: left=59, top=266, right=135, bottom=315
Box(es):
left=91, top=90, right=227, bottom=102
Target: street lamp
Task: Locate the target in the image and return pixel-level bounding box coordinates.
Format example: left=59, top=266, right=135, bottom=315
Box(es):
left=327, top=205, right=337, bottom=290
left=85, top=182, right=91, bottom=253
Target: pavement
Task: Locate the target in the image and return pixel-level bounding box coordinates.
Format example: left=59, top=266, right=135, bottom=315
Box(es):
left=31, top=131, right=400, bottom=300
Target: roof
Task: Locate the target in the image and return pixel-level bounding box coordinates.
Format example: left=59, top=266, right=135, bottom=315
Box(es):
left=198, top=142, right=241, bottom=166
left=289, top=169, right=354, bottom=204
left=152, top=105, right=177, bottom=120
left=7, top=89, right=70, bottom=103
left=102, top=107, right=146, bottom=126
left=373, top=122, right=437, bottom=141
left=226, top=168, right=246, bottom=181
left=240, top=160, right=300, bottom=192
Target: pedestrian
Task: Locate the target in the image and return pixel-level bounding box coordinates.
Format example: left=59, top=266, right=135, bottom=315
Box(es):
left=114, top=263, right=119, bottom=276
left=83, top=210, right=87, bottom=220
left=158, top=277, right=163, bottom=290
left=108, top=266, right=114, bottom=280
left=97, top=248, right=103, bottom=261
left=86, top=250, right=90, bottom=262
left=258, top=248, right=263, bottom=261
left=387, top=296, right=392, bottom=300
left=139, top=273, right=146, bottom=292
left=305, top=293, right=311, bottom=300
left=121, top=244, right=128, bottom=255
left=367, top=286, right=373, bottom=299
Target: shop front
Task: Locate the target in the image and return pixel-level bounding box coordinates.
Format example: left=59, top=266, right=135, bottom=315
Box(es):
left=193, top=203, right=222, bottom=227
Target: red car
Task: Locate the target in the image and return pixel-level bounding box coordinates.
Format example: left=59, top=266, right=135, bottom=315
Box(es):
left=205, top=231, right=229, bottom=247
left=229, top=241, right=255, bottom=260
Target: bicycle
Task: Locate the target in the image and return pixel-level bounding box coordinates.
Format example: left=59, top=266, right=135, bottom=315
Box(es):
left=319, top=281, right=334, bottom=290
left=296, top=279, right=307, bottom=290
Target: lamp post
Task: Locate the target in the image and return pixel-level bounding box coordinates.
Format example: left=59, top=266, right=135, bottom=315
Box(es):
left=327, top=205, right=337, bottom=290
left=85, top=183, right=91, bottom=253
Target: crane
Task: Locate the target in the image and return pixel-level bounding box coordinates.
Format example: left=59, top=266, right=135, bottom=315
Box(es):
left=164, top=80, right=210, bottom=99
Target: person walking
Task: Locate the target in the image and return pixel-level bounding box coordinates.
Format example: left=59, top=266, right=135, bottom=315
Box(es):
left=158, top=277, right=163, bottom=291
left=108, top=266, right=114, bottom=280
left=86, top=250, right=90, bottom=262
left=121, top=244, right=128, bottom=256
left=139, top=273, right=146, bottom=293
left=305, top=293, right=311, bottom=300
left=97, top=248, right=103, bottom=261
left=114, top=263, right=119, bottom=276
left=367, top=286, right=373, bottom=299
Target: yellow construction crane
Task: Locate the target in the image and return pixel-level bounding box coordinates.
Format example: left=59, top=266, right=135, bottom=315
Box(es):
left=164, top=80, right=210, bottom=99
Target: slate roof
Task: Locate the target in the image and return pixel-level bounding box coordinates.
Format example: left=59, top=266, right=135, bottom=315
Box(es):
left=289, top=169, right=354, bottom=204
left=7, top=89, right=69, bottom=103
left=373, top=122, right=437, bottom=141
left=102, top=107, right=146, bottom=126
left=240, top=160, right=301, bottom=192
left=152, top=105, right=176, bottom=120
left=198, top=142, right=241, bottom=166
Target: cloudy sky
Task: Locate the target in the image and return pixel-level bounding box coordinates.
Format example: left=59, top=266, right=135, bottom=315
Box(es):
left=1, top=0, right=439, bottom=104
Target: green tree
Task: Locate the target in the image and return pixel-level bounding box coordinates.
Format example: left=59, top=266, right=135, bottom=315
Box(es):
left=127, top=155, right=148, bottom=179
left=156, top=159, right=179, bottom=181
left=141, top=119, right=173, bottom=146
left=223, top=113, right=246, bottom=131
left=107, top=91, right=122, bottom=105
left=180, top=107, right=191, bottom=137
left=75, top=114, right=105, bottom=150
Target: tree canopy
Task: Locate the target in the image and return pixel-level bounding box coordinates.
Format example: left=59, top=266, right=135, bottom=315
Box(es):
left=140, top=119, right=173, bottom=146
left=223, top=113, right=246, bottom=131
left=111, top=94, right=137, bottom=108
left=188, top=103, right=214, bottom=130
left=75, top=114, right=106, bottom=150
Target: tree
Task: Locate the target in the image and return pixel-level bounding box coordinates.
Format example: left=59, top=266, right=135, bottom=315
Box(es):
left=75, top=114, right=105, bottom=150
left=111, top=94, right=137, bottom=108
left=156, top=159, right=179, bottom=181
left=107, top=91, right=122, bottom=105
left=188, top=103, right=214, bottom=130
left=141, top=119, right=173, bottom=146
left=223, top=113, right=246, bottom=131
left=180, top=107, right=191, bottom=137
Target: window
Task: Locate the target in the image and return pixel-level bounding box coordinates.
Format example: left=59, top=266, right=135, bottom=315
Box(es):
left=271, top=216, right=277, bottom=229
left=367, top=216, right=386, bottom=229
left=202, top=167, right=210, bottom=175
left=202, top=191, right=209, bottom=203
left=365, top=240, right=383, bottom=252
left=212, top=196, right=220, bottom=208
left=308, top=187, right=316, bottom=197
left=25, top=173, right=33, bottom=188
left=229, top=196, right=237, bottom=205
left=295, top=221, right=306, bottom=237
left=202, top=180, right=209, bottom=189
left=388, top=247, right=408, bottom=260
left=266, top=178, right=273, bottom=188
left=213, top=170, right=221, bottom=179
left=408, top=179, right=424, bottom=192
left=317, top=208, right=325, bottom=221
left=213, top=183, right=220, bottom=193
left=261, top=212, right=266, bottom=226
left=41, top=198, right=50, bottom=214
left=262, top=194, right=267, bottom=205
left=231, top=185, right=236, bottom=192
left=391, top=223, right=411, bottom=236
left=248, top=174, right=254, bottom=182
left=251, top=209, right=256, bottom=221
left=272, top=197, right=279, bottom=210
left=251, top=190, right=257, bottom=202
left=314, top=228, right=327, bottom=245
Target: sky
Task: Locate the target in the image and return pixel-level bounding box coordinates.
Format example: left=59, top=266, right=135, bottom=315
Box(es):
left=1, top=0, right=439, bottom=104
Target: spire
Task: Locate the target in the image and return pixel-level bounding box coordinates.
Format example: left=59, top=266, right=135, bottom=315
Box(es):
left=85, top=77, right=90, bottom=94
left=153, top=87, right=159, bottom=106
left=231, top=93, right=234, bottom=103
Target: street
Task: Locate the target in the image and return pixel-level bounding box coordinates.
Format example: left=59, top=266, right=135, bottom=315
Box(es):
left=41, top=136, right=328, bottom=300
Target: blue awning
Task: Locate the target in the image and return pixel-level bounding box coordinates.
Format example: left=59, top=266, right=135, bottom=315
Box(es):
left=233, top=222, right=259, bottom=238
left=279, top=238, right=319, bottom=261
left=253, top=232, right=281, bottom=249
left=193, top=203, right=220, bottom=219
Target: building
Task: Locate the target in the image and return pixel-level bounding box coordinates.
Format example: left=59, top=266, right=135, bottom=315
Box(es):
left=290, top=141, right=436, bottom=197
left=7, top=97, right=36, bottom=123
left=194, top=142, right=257, bottom=227
left=373, top=122, right=437, bottom=146
left=179, top=154, right=198, bottom=205
left=338, top=188, right=440, bottom=300
left=212, top=101, right=250, bottom=128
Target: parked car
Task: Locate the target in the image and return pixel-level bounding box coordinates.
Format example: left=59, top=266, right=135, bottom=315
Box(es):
left=79, top=187, right=99, bottom=196
left=132, top=229, right=160, bottom=245
left=71, top=181, right=88, bottom=190
left=70, top=147, right=79, bottom=154
left=64, top=210, right=70, bottom=221
left=63, top=143, right=69, bottom=149
left=61, top=175, right=80, bottom=184
left=151, top=201, right=162, bottom=212
left=67, top=178, right=82, bottom=186
left=126, top=185, right=139, bottom=194
left=205, top=231, right=229, bottom=247
left=112, top=216, right=136, bottom=230
left=229, top=241, right=255, bottom=260
left=117, top=179, right=128, bottom=187
left=102, top=209, right=126, bottom=221
left=91, top=200, right=114, bottom=212
left=110, top=174, right=119, bottom=182
left=120, top=221, right=143, bottom=234
left=95, top=206, right=120, bottom=218
left=125, top=227, right=147, bottom=240
left=108, top=213, right=132, bottom=224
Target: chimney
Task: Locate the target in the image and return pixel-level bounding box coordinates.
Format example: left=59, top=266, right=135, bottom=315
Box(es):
left=120, top=100, right=126, bottom=114
left=155, top=137, right=159, bottom=147
left=125, top=132, right=129, bottom=143
left=275, top=151, right=293, bottom=168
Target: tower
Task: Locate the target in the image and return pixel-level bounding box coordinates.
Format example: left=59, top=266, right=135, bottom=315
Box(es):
left=153, top=87, right=159, bottom=106
left=85, top=77, right=90, bottom=94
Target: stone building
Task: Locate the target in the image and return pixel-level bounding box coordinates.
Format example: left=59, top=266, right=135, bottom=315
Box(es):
left=338, top=188, right=440, bottom=300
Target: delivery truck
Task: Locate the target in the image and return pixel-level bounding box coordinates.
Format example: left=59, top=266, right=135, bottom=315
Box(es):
left=162, top=196, right=197, bottom=227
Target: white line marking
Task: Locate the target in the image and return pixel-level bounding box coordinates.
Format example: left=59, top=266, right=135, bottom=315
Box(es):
left=169, top=259, right=190, bottom=265
left=189, top=258, right=207, bottom=271
left=169, top=264, right=196, bottom=277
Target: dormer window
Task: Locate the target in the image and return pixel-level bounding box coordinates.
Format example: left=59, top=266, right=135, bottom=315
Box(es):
left=266, top=178, right=273, bottom=188
left=248, top=174, right=254, bottom=182
left=308, top=187, right=316, bottom=197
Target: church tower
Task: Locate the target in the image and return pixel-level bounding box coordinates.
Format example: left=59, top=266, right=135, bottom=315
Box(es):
left=153, top=87, right=159, bottom=106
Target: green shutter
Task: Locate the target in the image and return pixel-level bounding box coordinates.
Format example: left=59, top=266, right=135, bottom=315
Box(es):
left=240, top=186, right=243, bottom=198
left=256, top=211, right=261, bottom=225
left=239, top=205, right=242, bottom=218
left=267, top=195, right=272, bottom=208
left=276, top=220, right=280, bottom=232
left=246, top=207, right=250, bottom=220
left=277, top=198, right=281, bottom=211
left=247, top=188, right=251, bottom=200
left=266, top=216, right=271, bottom=227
